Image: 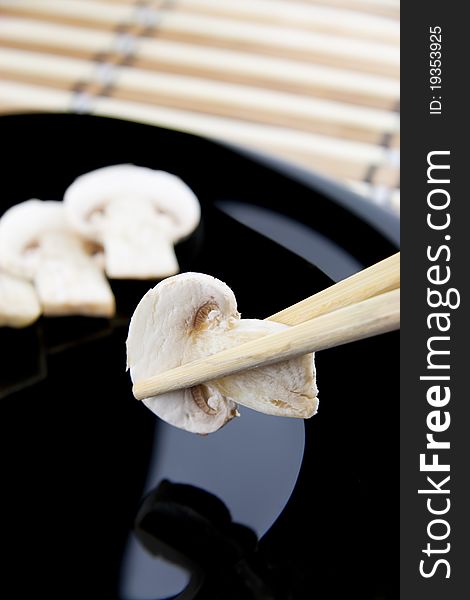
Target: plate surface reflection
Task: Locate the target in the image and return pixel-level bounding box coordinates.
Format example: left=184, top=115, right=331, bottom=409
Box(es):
left=0, top=114, right=398, bottom=600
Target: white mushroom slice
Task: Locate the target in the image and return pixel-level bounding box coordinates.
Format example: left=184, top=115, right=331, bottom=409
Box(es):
left=127, top=273, right=318, bottom=434
left=0, top=271, right=41, bottom=328
left=63, top=164, right=201, bottom=280
left=0, top=200, right=115, bottom=317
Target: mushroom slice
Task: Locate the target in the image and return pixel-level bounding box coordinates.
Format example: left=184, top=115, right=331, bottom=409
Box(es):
left=126, top=273, right=318, bottom=434
left=0, top=271, right=41, bottom=328
left=0, top=200, right=115, bottom=317
left=64, top=164, right=201, bottom=280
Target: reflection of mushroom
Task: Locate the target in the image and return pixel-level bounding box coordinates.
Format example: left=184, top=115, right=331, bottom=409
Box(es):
left=0, top=200, right=115, bottom=317
left=126, top=273, right=318, bottom=434
left=64, top=165, right=201, bottom=280
left=0, top=271, right=41, bottom=327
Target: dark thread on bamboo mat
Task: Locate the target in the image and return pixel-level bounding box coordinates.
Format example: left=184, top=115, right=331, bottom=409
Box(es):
left=70, top=47, right=123, bottom=107
left=367, top=125, right=396, bottom=183
left=69, top=89, right=94, bottom=114
left=71, top=0, right=172, bottom=109
left=113, top=22, right=138, bottom=58
left=134, top=1, right=159, bottom=37
left=137, top=0, right=180, bottom=36
left=71, top=81, right=87, bottom=94
left=98, top=82, right=115, bottom=98
left=94, top=56, right=116, bottom=91
left=159, top=0, right=177, bottom=10
left=380, top=131, right=393, bottom=148
left=363, top=164, right=378, bottom=184
left=70, top=1, right=175, bottom=112
left=73, top=2, right=159, bottom=101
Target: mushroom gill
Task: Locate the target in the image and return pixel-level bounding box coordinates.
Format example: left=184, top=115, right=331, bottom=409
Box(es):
left=191, top=385, right=218, bottom=416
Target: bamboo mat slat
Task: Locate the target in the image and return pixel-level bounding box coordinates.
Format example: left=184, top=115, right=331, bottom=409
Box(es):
left=0, top=18, right=400, bottom=109
left=92, top=0, right=400, bottom=44
left=0, top=47, right=400, bottom=144
left=0, top=0, right=400, bottom=212
left=0, top=1, right=400, bottom=77
left=298, top=0, right=399, bottom=20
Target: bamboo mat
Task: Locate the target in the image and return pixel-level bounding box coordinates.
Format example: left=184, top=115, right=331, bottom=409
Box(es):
left=0, top=0, right=400, bottom=213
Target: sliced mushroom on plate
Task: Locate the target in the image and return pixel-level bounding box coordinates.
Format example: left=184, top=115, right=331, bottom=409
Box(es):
left=126, top=273, right=318, bottom=434
left=0, top=200, right=115, bottom=317
left=0, top=271, right=41, bottom=328
left=64, top=164, right=201, bottom=280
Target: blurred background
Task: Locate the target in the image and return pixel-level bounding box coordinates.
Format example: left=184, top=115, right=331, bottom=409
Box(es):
left=0, top=0, right=399, bottom=213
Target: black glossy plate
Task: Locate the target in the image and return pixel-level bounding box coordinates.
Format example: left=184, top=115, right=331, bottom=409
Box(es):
left=0, top=114, right=399, bottom=600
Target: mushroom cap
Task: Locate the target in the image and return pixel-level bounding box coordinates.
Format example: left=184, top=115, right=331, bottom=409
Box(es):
left=127, top=273, right=318, bottom=434
left=0, top=271, right=41, bottom=327
left=63, top=164, right=201, bottom=243
left=127, top=273, right=239, bottom=434
left=127, top=273, right=240, bottom=375
left=0, top=199, right=81, bottom=279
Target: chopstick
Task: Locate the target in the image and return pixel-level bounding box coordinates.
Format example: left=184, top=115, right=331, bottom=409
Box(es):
left=268, top=251, right=399, bottom=325
left=133, top=253, right=400, bottom=400
left=133, top=289, right=399, bottom=400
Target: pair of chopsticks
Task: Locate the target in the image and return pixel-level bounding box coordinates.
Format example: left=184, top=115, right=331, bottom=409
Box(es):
left=133, top=252, right=400, bottom=400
